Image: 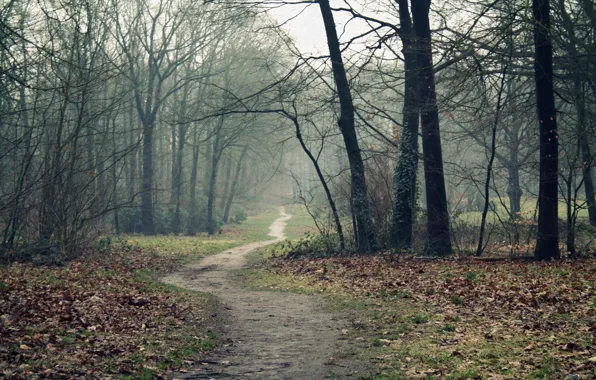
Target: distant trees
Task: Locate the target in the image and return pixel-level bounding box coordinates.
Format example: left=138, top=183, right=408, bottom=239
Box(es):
left=2, top=0, right=596, bottom=260
left=0, top=0, right=289, bottom=259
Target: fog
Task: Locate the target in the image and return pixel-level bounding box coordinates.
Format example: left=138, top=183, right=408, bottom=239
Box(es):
left=1, top=0, right=594, bottom=260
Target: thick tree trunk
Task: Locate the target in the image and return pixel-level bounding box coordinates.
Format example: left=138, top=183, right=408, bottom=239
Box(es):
left=580, top=140, right=596, bottom=226
left=188, top=128, right=201, bottom=235
left=318, top=0, right=376, bottom=252
left=532, top=0, right=560, bottom=260
left=223, top=147, right=248, bottom=224
left=392, top=0, right=419, bottom=250
left=410, top=0, right=452, bottom=256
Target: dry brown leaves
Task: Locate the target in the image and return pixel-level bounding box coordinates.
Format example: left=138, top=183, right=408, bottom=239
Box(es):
left=270, top=255, right=596, bottom=378
left=0, top=244, right=214, bottom=378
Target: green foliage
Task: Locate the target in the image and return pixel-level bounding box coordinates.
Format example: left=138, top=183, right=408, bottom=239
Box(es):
left=282, top=232, right=352, bottom=258
left=94, top=236, right=112, bottom=253
left=233, top=208, right=248, bottom=224
left=411, top=314, right=429, bottom=324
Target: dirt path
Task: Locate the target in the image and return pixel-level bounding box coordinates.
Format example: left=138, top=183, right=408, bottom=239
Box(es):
left=162, top=207, right=368, bottom=379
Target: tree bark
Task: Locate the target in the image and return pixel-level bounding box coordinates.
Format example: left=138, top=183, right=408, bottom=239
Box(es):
left=532, top=0, right=560, bottom=260
left=206, top=117, right=223, bottom=235
left=410, top=0, right=452, bottom=256
left=392, top=0, right=419, bottom=250
left=172, top=123, right=187, bottom=234
left=318, top=0, right=376, bottom=252
left=219, top=156, right=233, bottom=213
left=141, top=121, right=155, bottom=235
left=188, top=127, right=201, bottom=235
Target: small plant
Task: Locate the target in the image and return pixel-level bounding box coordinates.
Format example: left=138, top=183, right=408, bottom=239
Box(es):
left=451, top=296, right=465, bottom=305
left=411, top=314, right=429, bottom=324
left=465, top=272, right=477, bottom=281
left=372, top=338, right=382, bottom=347
left=94, top=236, right=112, bottom=253
left=234, top=208, right=248, bottom=224
left=441, top=324, right=456, bottom=332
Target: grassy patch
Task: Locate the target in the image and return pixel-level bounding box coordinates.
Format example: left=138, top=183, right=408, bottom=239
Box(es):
left=282, top=204, right=319, bottom=240
left=122, top=206, right=281, bottom=263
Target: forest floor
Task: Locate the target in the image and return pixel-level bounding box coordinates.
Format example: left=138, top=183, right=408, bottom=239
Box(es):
left=245, top=253, right=596, bottom=379
left=162, top=207, right=372, bottom=379
left=0, top=208, right=286, bottom=378
left=4, top=205, right=596, bottom=379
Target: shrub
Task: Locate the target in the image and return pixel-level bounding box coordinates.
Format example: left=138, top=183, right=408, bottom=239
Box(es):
left=284, top=232, right=352, bottom=258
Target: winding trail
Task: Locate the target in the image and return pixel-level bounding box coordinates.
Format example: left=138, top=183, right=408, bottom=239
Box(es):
left=162, top=207, right=367, bottom=379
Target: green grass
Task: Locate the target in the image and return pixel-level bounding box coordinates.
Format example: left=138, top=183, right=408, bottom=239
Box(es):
left=457, top=196, right=590, bottom=225
left=283, top=204, right=320, bottom=240
left=122, top=207, right=282, bottom=263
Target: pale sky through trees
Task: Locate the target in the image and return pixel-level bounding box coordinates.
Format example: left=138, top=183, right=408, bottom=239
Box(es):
left=268, top=0, right=375, bottom=54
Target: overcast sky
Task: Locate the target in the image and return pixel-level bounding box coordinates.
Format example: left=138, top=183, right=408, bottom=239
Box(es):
left=267, top=1, right=387, bottom=55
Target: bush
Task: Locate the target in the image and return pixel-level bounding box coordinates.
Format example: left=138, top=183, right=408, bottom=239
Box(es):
left=282, top=232, right=352, bottom=258
left=233, top=208, right=247, bottom=224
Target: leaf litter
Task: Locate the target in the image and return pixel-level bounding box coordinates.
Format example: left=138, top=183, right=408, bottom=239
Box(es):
left=0, top=242, right=217, bottom=378
left=268, top=255, right=596, bottom=378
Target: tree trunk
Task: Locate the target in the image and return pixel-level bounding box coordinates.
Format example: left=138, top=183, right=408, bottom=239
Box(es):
left=129, top=117, right=138, bottom=203
left=507, top=163, right=523, bottom=217
left=477, top=65, right=508, bottom=257
left=219, top=156, right=233, bottom=213
left=318, top=0, right=376, bottom=252
left=207, top=118, right=223, bottom=235
left=188, top=128, right=201, bottom=235
left=170, top=124, right=177, bottom=205
left=410, top=0, right=452, bottom=256
left=532, top=0, right=560, bottom=260
left=112, top=117, right=120, bottom=235
left=141, top=121, right=156, bottom=235
left=392, top=0, right=419, bottom=250
left=203, top=137, right=212, bottom=196
left=172, top=124, right=187, bottom=234
left=223, top=147, right=249, bottom=224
